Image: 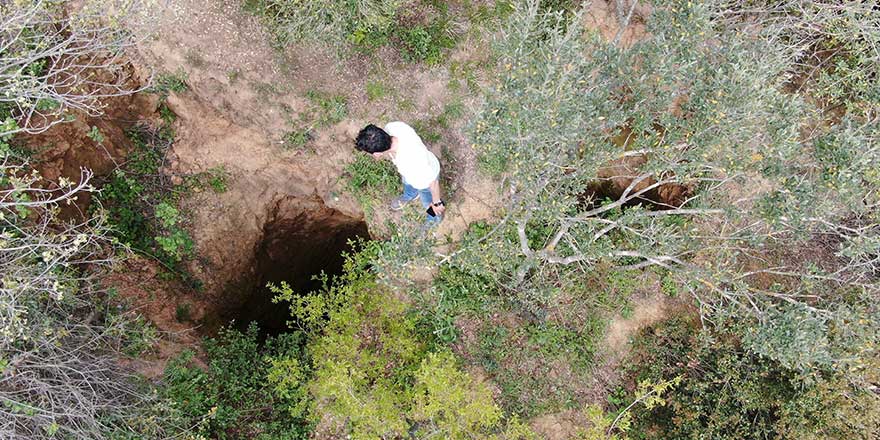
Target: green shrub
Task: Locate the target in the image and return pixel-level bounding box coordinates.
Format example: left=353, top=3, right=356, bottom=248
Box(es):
left=154, top=228, right=193, bottom=263
left=101, top=168, right=151, bottom=250
left=152, top=70, right=189, bottom=99
left=269, top=241, right=507, bottom=439
left=175, top=303, right=192, bottom=322
left=465, top=0, right=515, bottom=27
left=411, top=351, right=502, bottom=438
left=426, top=265, right=497, bottom=342
left=400, top=23, right=454, bottom=65
left=153, top=202, right=192, bottom=262
left=625, top=316, right=880, bottom=440
left=715, top=0, right=880, bottom=112
left=97, top=127, right=198, bottom=269
left=343, top=153, right=399, bottom=212
left=161, top=324, right=311, bottom=439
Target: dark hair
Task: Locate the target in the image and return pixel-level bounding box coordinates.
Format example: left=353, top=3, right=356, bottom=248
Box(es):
left=355, top=124, right=391, bottom=153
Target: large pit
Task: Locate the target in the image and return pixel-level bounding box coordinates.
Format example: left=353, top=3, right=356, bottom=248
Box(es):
left=216, top=196, right=368, bottom=335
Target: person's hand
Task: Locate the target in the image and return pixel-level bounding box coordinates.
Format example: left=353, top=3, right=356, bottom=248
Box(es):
left=432, top=202, right=446, bottom=217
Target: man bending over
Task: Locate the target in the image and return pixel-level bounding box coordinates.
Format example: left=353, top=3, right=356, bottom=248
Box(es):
left=355, top=122, right=445, bottom=225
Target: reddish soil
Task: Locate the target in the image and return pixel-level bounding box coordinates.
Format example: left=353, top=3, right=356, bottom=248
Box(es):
left=582, top=0, right=652, bottom=48
left=18, top=65, right=160, bottom=217
left=103, top=255, right=208, bottom=378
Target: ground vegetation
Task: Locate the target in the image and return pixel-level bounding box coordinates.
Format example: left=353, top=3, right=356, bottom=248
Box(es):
left=2, top=0, right=878, bottom=439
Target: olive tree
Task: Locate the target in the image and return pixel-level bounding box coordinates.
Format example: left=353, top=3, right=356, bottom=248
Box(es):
left=443, top=0, right=878, bottom=373
left=0, top=1, right=167, bottom=438
left=0, top=0, right=145, bottom=137
left=0, top=156, right=172, bottom=439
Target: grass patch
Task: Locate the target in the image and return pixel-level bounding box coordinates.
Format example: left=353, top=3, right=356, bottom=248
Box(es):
left=343, top=153, right=398, bottom=213
left=414, top=265, right=498, bottom=344
left=464, top=0, right=515, bottom=27
left=244, top=0, right=461, bottom=64
left=282, top=129, right=313, bottom=151
left=151, top=70, right=188, bottom=99
left=281, top=90, right=349, bottom=151
left=365, top=80, right=387, bottom=101
left=252, top=81, right=284, bottom=98
left=449, top=60, right=481, bottom=93
left=203, top=166, right=230, bottom=193
left=412, top=100, right=465, bottom=144
left=305, top=89, right=348, bottom=126
left=467, top=310, right=606, bottom=417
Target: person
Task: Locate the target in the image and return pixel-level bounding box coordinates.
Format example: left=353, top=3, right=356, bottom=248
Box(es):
left=355, top=122, right=445, bottom=225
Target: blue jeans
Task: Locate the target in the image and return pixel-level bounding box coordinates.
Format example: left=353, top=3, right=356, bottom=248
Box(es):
left=402, top=179, right=442, bottom=225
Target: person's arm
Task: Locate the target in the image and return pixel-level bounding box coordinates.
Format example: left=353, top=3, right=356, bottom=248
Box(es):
left=428, top=178, right=445, bottom=217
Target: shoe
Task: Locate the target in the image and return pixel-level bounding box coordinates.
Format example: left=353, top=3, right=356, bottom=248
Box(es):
left=390, top=195, right=417, bottom=211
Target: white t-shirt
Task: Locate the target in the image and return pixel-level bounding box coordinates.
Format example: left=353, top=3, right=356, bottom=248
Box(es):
left=384, top=121, right=440, bottom=190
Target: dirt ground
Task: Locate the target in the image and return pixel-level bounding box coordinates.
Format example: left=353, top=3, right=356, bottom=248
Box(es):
left=126, top=0, right=504, bottom=299
left=582, top=0, right=651, bottom=48
left=104, top=255, right=210, bottom=378
left=121, top=0, right=652, bottom=298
